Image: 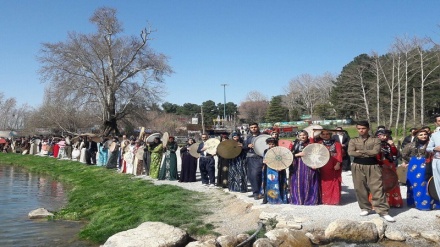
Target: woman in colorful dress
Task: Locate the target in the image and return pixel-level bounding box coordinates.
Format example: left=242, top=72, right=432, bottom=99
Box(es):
left=97, top=138, right=109, bottom=167
left=289, top=130, right=320, bottom=205
left=217, top=134, right=230, bottom=188
left=375, top=130, right=403, bottom=207
left=159, top=136, right=178, bottom=180
left=228, top=132, right=248, bottom=192
left=119, top=139, right=130, bottom=173
left=79, top=137, right=87, bottom=164
left=261, top=137, right=288, bottom=204
left=148, top=137, right=163, bottom=179
left=133, top=140, right=144, bottom=175
left=401, top=129, right=440, bottom=210
left=143, top=142, right=151, bottom=176
left=316, top=129, right=343, bottom=205
left=124, top=139, right=136, bottom=174
left=106, top=137, right=120, bottom=169
left=52, top=139, right=60, bottom=159
left=179, top=138, right=198, bottom=182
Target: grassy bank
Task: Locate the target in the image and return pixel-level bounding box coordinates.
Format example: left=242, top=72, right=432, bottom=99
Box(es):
left=0, top=153, right=212, bottom=244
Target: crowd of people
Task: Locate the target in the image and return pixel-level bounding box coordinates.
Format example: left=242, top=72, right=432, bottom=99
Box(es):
left=3, top=116, right=440, bottom=223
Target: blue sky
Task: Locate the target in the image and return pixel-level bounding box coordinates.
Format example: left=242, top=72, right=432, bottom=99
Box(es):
left=1, top=1, right=440, bottom=108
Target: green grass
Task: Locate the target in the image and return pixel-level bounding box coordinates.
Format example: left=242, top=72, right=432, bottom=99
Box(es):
left=0, top=153, right=214, bottom=243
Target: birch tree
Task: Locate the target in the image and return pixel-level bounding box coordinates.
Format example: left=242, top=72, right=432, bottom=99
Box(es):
left=414, top=38, right=440, bottom=125
left=331, top=54, right=374, bottom=122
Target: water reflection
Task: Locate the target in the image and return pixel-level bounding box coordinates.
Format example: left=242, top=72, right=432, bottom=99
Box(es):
left=0, top=165, right=96, bottom=247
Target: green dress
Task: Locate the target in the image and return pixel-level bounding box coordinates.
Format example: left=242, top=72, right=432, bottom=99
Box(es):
left=158, top=142, right=179, bottom=180
left=149, top=143, right=163, bottom=179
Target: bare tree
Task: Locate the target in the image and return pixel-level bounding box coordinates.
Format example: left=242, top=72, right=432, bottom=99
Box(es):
left=244, top=91, right=268, bottom=102
left=379, top=51, right=398, bottom=129
left=0, top=93, right=29, bottom=131
left=414, top=38, right=440, bottom=125
left=284, top=73, right=334, bottom=120
left=38, top=7, right=172, bottom=136
left=370, top=52, right=382, bottom=126
left=26, top=89, right=99, bottom=135
left=239, top=91, right=269, bottom=123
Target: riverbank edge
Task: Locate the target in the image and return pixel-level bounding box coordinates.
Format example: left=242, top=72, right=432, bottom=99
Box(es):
left=0, top=153, right=215, bottom=244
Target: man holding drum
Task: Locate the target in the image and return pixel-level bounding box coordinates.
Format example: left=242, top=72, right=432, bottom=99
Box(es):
left=348, top=121, right=395, bottom=222
left=197, top=134, right=216, bottom=187
left=243, top=123, right=264, bottom=200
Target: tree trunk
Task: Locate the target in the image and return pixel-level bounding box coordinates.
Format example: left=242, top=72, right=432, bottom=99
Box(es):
left=394, top=58, right=402, bottom=139
left=402, top=57, right=409, bottom=136
left=103, top=117, right=119, bottom=136
left=413, top=87, right=416, bottom=126
left=102, top=92, right=119, bottom=136
left=360, top=76, right=371, bottom=122
left=374, top=56, right=380, bottom=126
left=388, top=57, right=396, bottom=129
left=420, top=53, right=424, bottom=125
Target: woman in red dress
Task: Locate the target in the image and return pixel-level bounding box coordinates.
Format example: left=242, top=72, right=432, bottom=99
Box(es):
left=52, top=139, right=60, bottom=158
left=317, top=130, right=343, bottom=205
left=375, top=130, right=403, bottom=208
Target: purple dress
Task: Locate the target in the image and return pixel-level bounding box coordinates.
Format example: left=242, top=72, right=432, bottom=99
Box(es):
left=289, top=140, right=320, bottom=205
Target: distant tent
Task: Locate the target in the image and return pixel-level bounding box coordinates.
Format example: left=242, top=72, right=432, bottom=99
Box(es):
left=0, top=131, right=15, bottom=138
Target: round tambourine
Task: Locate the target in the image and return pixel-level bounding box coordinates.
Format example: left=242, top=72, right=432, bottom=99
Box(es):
left=303, top=125, right=323, bottom=138
left=301, top=143, right=330, bottom=169
left=189, top=142, right=201, bottom=158
left=428, top=176, right=439, bottom=202
left=264, top=146, right=293, bottom=171
left=204, top=138, right=220, bottom=155
left=252, top=134, right=270, bottom=157
left=217, top=139, right=242, bottom=159
left=161, top=132, right=169, bottom=147
left=135, top=148, right=144, bottom=161
left=145, top=133, right=160, bottom=143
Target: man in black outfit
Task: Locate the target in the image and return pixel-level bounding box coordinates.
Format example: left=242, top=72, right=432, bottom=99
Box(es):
left=197, top=134, right=216, bottom=187
left=332, top=126, right=351, bottom=171
left=243, top=123, right=263, bottom=200
left=85, top=136, right=98, bottom=165
left=401, top=128, right=417, bottom=150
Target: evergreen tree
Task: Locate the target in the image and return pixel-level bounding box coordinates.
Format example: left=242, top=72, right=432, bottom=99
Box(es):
left=265, top=95, right=289, bottom=123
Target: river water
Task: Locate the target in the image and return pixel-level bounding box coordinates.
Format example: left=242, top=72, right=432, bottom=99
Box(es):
left=0, top=165, right=96, bottom=247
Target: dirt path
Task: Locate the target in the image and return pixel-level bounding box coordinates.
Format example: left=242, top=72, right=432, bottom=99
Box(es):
left=198, top=189, right=261, bottom=236
left=146, top=150, right=440, bottom=243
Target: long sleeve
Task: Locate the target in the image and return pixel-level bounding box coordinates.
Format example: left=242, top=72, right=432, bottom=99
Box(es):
left=180, top=146, right=188, bottom=153
left=197, top=142, right=204, bottom=154
left=151, top=144, right=163, bottom=153
left=347, top=139, right=361, bottom=157
left=168, top=142, right=178, bottom=152
left=426, top=132, right=440, bottom=153
left=348, top=137, right=381, bottom=158
left=401, top=144, right=413, bottom=163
